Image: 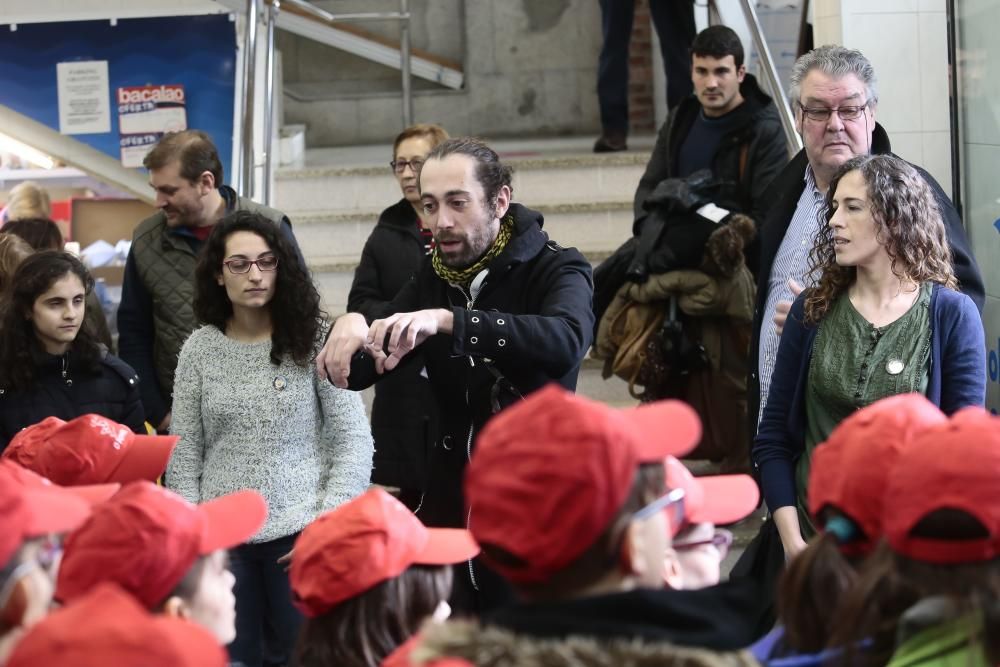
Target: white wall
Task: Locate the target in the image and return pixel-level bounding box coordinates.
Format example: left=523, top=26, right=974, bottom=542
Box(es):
left=813, top=0, right=952, bottom=197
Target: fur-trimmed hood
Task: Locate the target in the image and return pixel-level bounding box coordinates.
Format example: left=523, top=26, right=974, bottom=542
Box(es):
left=410, top=620, right=761, bottom=667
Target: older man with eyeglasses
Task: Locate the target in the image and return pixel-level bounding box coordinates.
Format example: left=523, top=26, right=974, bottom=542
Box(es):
left=747, top=45, right=984, bottom=447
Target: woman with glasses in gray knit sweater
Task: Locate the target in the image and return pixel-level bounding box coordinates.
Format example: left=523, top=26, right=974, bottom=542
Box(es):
left=166, top=211, right=373, bottom=667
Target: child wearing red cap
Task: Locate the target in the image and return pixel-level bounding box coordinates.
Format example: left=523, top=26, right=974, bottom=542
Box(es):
left=750, top=394, right=946, bottom=665
left=661, top=456, right=760, bottom=590
left=168, top=211, right=374, bottom=667
left=55, top=481, right=267, bottom=647
left=0, top=462, right=106, bottom=662
left=0, top=251, right=146, bottom=450
left=288, top=488, right=478, bottom=667
left=7, top=583, right=228, bottom=667
left=3, top=413, right=178, bottom=485
left=827, top=408, right=1000, bottom=667
left=408, top=386, right=762, bottom=666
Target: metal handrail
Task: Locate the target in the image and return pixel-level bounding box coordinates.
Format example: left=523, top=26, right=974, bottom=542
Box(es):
left=737, top=0, right=803, bottom=156
left=242, top=0, right=414, bottom=204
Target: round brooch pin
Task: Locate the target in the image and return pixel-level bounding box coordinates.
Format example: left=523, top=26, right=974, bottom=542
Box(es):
left=273, top=376, right=287, bottom=391
left=885, top=359, right=905, bottom=375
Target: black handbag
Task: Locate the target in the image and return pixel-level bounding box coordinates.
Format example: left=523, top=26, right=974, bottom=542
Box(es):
left=728, top=515, right=785, bottom=641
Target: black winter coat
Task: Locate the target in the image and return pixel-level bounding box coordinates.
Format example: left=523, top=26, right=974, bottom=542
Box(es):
left=349, top=203, right=595, bottom=527
left=348, top=199, right=438, bottom=492
left=0, top=347, right=146, bottom=450
left=633, top=74, right=789, bottom=278
left=747, top=123, right=985, bottom=442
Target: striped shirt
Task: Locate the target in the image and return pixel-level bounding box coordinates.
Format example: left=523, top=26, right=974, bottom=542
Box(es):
left=757, top=166, right=825, bottom=425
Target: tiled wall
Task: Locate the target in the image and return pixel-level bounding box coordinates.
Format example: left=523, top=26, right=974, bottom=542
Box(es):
left=955, top=0, right=1000, bottom=413
left=813, top=0, right=952, bottom=197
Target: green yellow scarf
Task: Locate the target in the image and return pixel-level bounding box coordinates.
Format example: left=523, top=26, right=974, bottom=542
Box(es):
left=431, top=214, right=515, bottom=286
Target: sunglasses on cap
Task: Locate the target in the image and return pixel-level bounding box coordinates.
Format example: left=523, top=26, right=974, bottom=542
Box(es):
left=633, top=487, right=685, bottom=529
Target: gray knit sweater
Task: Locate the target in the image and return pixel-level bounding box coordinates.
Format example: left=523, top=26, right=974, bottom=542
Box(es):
left=167, top=325, right=373, bottom=543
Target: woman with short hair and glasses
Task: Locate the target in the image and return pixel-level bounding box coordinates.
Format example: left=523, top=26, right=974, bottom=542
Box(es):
left=347, top=123, right=449, bottom=511
left=753, top=154, right=985, bottom=563
left=167, top=211, right=374, bottom=667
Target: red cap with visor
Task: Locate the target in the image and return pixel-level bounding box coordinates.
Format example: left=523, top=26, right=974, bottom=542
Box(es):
left=56, top=481, right=267, bottom=608
left=2, top=414, right=178, bottom=485
left=465, top=384, right=701, bottom=584
left=290, top=488, right=479, bottom=617
left=883, top=407, right=1000, bottom=565
left=7, top=583, right=227, bottom=667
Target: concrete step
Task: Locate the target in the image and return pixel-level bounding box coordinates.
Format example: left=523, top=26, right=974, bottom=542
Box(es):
left=275, top=137, right=654, bottom=217
left=295, top=200, right=634, bottom=267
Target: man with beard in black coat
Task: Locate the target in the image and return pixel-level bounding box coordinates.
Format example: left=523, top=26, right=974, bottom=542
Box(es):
left=318, top=137, right=595, bottom=614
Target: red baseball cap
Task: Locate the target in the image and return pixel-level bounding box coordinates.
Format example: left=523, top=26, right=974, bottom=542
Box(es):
left=7, top=583, right=227, bottom=667
left=57, top=481, right=267, bottom=608
left=0, top=464, right=92, bottom=565
left=0, top=459, right=120, bottom=507
left=290, top=488, right=479, bottom=617
left=2, top=414, right=178, bottom=485
left=464, top=384, right=701, bottom=584
left=663, top=457, right=758, bottom=536
left=808, top=394, right=946, bottom=554
left=884, top=407, right=1000, bottom=564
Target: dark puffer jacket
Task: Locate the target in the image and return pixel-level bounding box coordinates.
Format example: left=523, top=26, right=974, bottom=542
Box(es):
left=347, top=198, right=438, bottom=493
left=0, top=347, right=146, bottom=450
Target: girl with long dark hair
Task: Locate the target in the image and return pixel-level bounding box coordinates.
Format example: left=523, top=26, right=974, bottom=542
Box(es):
left=0, top=251, right=144, bottom=449
left=288, top=488, right=476, bottom=667
left=166, top=210, right=373, bottom=667
left=753, top=154, right=985, bottom=562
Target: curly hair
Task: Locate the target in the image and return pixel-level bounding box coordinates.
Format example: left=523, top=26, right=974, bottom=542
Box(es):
left=0, top=251, right=100, bottom=392
left=803, top=155, right=956, bottom=324
left=194, top=211, right=323, bottom=367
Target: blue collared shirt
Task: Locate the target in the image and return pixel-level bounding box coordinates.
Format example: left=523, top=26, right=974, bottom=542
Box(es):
left=757, top=166, right=824, bottom=423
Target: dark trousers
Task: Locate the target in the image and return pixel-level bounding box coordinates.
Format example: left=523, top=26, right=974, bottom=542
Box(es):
left=228, top=533, right=303, bottom=667
left=597, top=0, right=697, bottom=132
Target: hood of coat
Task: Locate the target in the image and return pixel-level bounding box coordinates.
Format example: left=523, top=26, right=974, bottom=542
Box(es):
left=413, top=619, right=760, bottom=667
left=481, top=581, right=763, bottom=651
left=484, top=202, right=549, bottom=272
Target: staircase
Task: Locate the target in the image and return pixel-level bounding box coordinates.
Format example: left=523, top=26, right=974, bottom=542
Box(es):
left=274, top=135, right=657, bottom=407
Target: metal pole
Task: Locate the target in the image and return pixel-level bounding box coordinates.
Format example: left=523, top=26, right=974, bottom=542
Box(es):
left=738, top=0, right=802, bottom=157
left=240, top=0, right=260, bottom=198
left=263, top=0, right=280, bottom=206
left=399, top=0, right=412, bottom=127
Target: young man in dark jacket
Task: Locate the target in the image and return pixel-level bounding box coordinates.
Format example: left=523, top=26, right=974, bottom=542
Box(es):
left=633, top=25, right=788, bottom=278
left=318, top=137, right=595, bottom=612
left=748, top=45, right=985, bottom=442
left=347, top=124, right=448, bottom=510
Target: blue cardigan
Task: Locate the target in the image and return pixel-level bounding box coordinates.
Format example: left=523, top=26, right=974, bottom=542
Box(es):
left=753, top=284, right=986, bottom=511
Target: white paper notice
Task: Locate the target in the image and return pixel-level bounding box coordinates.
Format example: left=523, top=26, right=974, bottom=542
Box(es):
left=57, top=60, right=112, bottom=135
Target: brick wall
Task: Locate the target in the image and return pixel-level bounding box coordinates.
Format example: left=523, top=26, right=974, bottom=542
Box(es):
left=628, top=0, right=656, bottom=132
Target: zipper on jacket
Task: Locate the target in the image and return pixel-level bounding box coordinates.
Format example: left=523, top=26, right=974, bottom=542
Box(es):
left=453, top=270, right=488, bottom=593
left=61, top=354, right=73, bottom=387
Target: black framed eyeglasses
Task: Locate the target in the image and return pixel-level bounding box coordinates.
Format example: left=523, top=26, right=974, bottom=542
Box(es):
left=798, top=101, right=869, bottom=122
left=633, top=486, right=686, bottom=528
left=390, top=158, right=425, bottom=174
left=674, top=528, right=734, bottom=560
left=223, top=256, right=279, bottom=274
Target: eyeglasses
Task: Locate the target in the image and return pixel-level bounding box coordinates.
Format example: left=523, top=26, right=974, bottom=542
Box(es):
left=634, top=487, right=686, bottom=529
left=223, top=256, right=279, bottom=274
left=673, top=528, right=734, bottom=560
left=390, top=158, right=425, bottom=174
left=798, top=101, right=869, bottom=122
